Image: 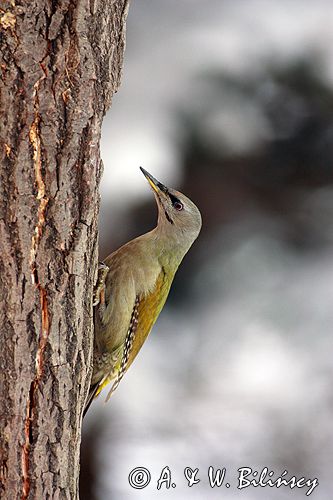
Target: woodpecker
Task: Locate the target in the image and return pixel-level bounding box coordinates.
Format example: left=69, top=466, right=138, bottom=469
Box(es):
left=84, top=168, right=202, bottom=416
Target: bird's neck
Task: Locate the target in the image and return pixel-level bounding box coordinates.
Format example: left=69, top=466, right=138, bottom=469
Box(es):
left=150, top=225, right=191, bottom=274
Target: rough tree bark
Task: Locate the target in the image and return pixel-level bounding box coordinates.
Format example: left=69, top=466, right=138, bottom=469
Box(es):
left=0, top=1, right=129, bottom=498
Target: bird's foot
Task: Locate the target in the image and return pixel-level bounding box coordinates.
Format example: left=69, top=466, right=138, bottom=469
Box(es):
left=93, top=262, right=109, bottom=307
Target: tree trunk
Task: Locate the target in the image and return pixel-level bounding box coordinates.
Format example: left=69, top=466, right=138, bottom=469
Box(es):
left=0, top=1, right=129, bottom=498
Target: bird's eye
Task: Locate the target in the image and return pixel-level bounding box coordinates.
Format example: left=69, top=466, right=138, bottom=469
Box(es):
left=173, top=201, right=183, bottom=211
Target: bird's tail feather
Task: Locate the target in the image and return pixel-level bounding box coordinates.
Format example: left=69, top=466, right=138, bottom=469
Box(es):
left=83, top=380, right=102, bottom=418
left=83, top=373, right=111, bottom=418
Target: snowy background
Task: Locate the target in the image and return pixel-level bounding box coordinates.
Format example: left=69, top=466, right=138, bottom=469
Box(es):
left=81, top=1, right=333, bottom=499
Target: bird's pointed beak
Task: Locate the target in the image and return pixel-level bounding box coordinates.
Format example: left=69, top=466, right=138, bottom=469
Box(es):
left=140, top=167, right=169, bottom=196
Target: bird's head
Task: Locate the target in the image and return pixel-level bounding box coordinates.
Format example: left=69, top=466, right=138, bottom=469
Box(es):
left=140, top=167, right=202, bottom=250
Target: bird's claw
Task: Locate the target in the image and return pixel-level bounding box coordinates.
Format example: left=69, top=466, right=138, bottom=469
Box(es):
left=93, top=262, right=109, bottom=307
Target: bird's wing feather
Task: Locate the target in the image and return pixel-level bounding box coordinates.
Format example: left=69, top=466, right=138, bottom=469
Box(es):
left=88, top=267, right=172, bottom=409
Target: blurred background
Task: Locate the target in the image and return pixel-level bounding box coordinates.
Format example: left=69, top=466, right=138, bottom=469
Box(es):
left=81, top=1, right=333, bottom=498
